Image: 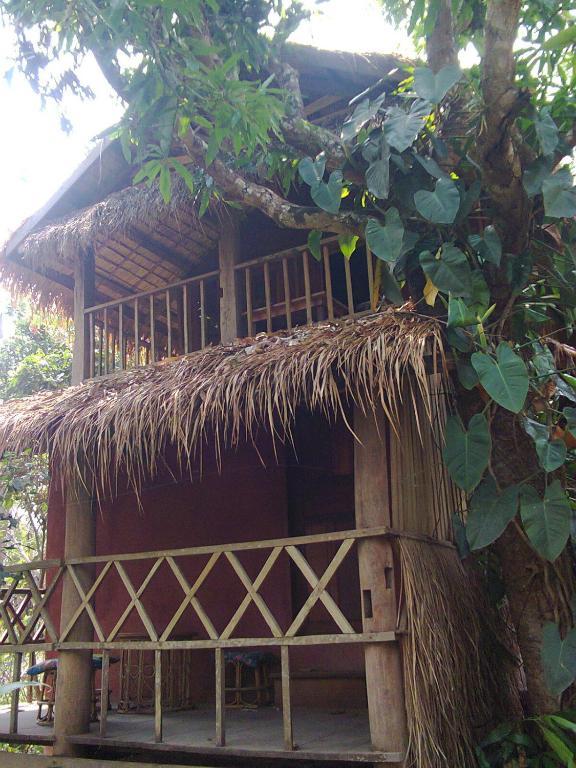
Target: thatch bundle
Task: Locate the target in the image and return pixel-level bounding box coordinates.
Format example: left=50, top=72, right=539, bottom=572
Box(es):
left=399, top=537, right=522, bottom=768
left=0, top=310, right=443, bottom=494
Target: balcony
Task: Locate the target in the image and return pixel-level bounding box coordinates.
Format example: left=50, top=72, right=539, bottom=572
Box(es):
left=82, top=237, right=379, bottom=379
left=0, top=528, right=405, bottom=763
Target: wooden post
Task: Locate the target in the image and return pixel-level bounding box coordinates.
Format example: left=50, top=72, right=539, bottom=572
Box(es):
left=218, top=216, right=240, bottom=344
left=71, top=247, right=96, bottom=385
left=53, top=463, right=96, bottom=757
left=354, top=406, right=407, bottom=762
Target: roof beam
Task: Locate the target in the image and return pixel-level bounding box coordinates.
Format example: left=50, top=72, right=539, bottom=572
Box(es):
left=124, top=227, right=196, bottom=274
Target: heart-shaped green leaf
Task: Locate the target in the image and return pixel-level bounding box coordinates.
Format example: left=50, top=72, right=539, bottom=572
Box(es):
left=471, top=343, right=529, bottom=413
left=542, top=169, right=576, bottom=218
left=338, top=234, right=359, bottom=260
left=341, top=93, right=386, bottom=142
left=298, top=156, right=326, bottom=187
left=542, top=622, right=576, bottom=696
left=456, top=359, right=479, bottom=390
left=365, top=208, right=405, bottom=263
left=447, top=297, right=477, bottom=328
left=307, top=230, right=322, bottom=262
left=384, top=99, right=431, bottom=153
left=413, top=64, right=462, bottom=103
left=523, top=158, right=553, bottom=197
left=466, top=477, right=519, bottom=550
left=366, top=158, right=390, bottom=199
left=414, top=177, right=460, bottom=224
left=311, top=170, right=343, bottom=214
left=419, top=244, right=472, bottom=296
left=443, top=413, right=491, bottom=492
left=380, top=262, right=404, bottom=305
left=536, top=438, right=567, bottom=472
left=468, top=225, right=502, bottom=266
left=534, top=107, right=559, bottom=157
left=520, top=480, right=571, bottom=561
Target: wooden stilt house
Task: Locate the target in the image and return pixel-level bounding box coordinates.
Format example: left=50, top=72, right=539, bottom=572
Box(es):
left=0, top=45, right=515, bottom=768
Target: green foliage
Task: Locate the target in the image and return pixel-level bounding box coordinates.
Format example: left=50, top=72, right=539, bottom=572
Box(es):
left=365, top=209, right=405, bottom=263
left=298, top=156, right=343, bottom=213
left=477, top=712, right=576, bottom=767
left=520, top=481, right=572, bottom=562
left=443, top=413, right=491, bottom=492
left=414, top=177, right=460, bottom=224
left=541, top=623, right=576, bottom=696
left=471, top=345, right=529, bottom=414
left=0, top=308, right=72, bottom=563
left=413, top=64, right=462, bottom=103
left=466, top=478, right=520, bottom=550
left=419, top=244, right=472, bottom=296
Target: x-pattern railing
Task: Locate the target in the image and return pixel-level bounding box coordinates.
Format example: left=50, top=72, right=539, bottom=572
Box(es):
left=59, top=534, right=360, bottom=648
left=0, top=526, right=433, bottom=654
left=0, top=569, right=61, bottom=647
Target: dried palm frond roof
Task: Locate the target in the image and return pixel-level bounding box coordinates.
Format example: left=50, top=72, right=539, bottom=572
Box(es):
left=11, top=174, right=218, bottom=267
left=0, top=311, right=444, bottom=493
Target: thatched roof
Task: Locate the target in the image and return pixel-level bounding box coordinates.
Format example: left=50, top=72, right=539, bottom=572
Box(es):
left=0, top=311, right=443, bottom=493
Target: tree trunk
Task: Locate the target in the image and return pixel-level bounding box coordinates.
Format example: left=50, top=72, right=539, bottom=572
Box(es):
left=490, top=408, right=574, bottom=714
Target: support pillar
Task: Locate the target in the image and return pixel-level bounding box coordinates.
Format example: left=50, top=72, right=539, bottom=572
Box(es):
left=354, top=406, right=407, bottom=761
left=53, top=465, right=95, bottom=757
left=218, top=216, right=240, bottom=344
left=71, top=247, right=95, bottom=385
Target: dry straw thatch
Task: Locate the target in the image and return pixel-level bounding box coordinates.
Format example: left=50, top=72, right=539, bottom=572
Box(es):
left=0, top=310, right=443, bottom=494
left=399, top=537, right=522, bottom=768
left=0, top=175, right=219, bottom=313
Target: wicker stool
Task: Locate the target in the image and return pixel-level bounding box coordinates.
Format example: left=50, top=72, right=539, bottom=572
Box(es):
left=224, top=651, right=275, bottom=708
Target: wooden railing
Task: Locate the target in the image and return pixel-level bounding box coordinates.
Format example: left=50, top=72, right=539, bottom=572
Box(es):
left=84, top=269, right=220, bottom=377
left=82, top=238, right=380, bottom=378
left=0, top=527, right=422, bottom=749
left=235, top=237, right=376, bottom=337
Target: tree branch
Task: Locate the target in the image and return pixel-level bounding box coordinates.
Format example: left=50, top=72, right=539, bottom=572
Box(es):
left=182, top=131, right=368, bottom=236
left=426, top=0, right=458, bottom=72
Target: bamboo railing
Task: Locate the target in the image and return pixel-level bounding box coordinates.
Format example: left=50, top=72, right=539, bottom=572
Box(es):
left=0, top=527, right=446, bottom=749
left=235, top=237, right=376, bottom=337
left=84, top=269, right=220, bottom=377
left=82, top=238, right=378, bottom=378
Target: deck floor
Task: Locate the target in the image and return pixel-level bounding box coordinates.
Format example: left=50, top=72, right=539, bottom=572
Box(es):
left=0, top=704, right=393, bottom=763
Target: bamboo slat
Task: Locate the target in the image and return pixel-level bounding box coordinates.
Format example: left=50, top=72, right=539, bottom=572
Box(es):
left=281, top=646, right=293, bottom=750
left=302, top=250, right=313, bottom=324
left=99, top=651, right=110, bottom=737
left=344, top=257, right=354, bottom=316
left=200, top=280, right=206, bottom=349
left=166, top=290, right=172, bottom=356
left=9, top=652, right=22, bottom=734
left=245, top=268, right=253, bottom=337
left=322, top=246, right=334, bottom=321
left=263, top=262, right=272, bottom=332
left=149, top=295, right=156, bottom=362
left=282, top=257, right=292, bottom=330
left=183, top=284, right=189, bottom=354
left=215, top=648, right=225, bottom=746
left=103, top=309, right=109, bottom=375
left=134, top=297, right=140, bottom=366
left=154, top=649, right=162, bottom=743
left=118, top=305, right=124, bottom=370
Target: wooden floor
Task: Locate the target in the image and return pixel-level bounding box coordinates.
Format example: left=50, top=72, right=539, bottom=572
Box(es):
left=0, top=705, right=400, bottom=764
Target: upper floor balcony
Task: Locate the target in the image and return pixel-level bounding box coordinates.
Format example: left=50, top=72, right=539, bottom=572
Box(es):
left=81, top=233, right=379, bottom=380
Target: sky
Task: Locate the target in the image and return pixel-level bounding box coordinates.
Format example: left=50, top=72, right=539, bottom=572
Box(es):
left=0, top=0, right=416, bottom=245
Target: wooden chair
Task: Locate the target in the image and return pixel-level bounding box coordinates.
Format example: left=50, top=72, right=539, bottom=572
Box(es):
left=224, top=651, right=275, bottom=708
